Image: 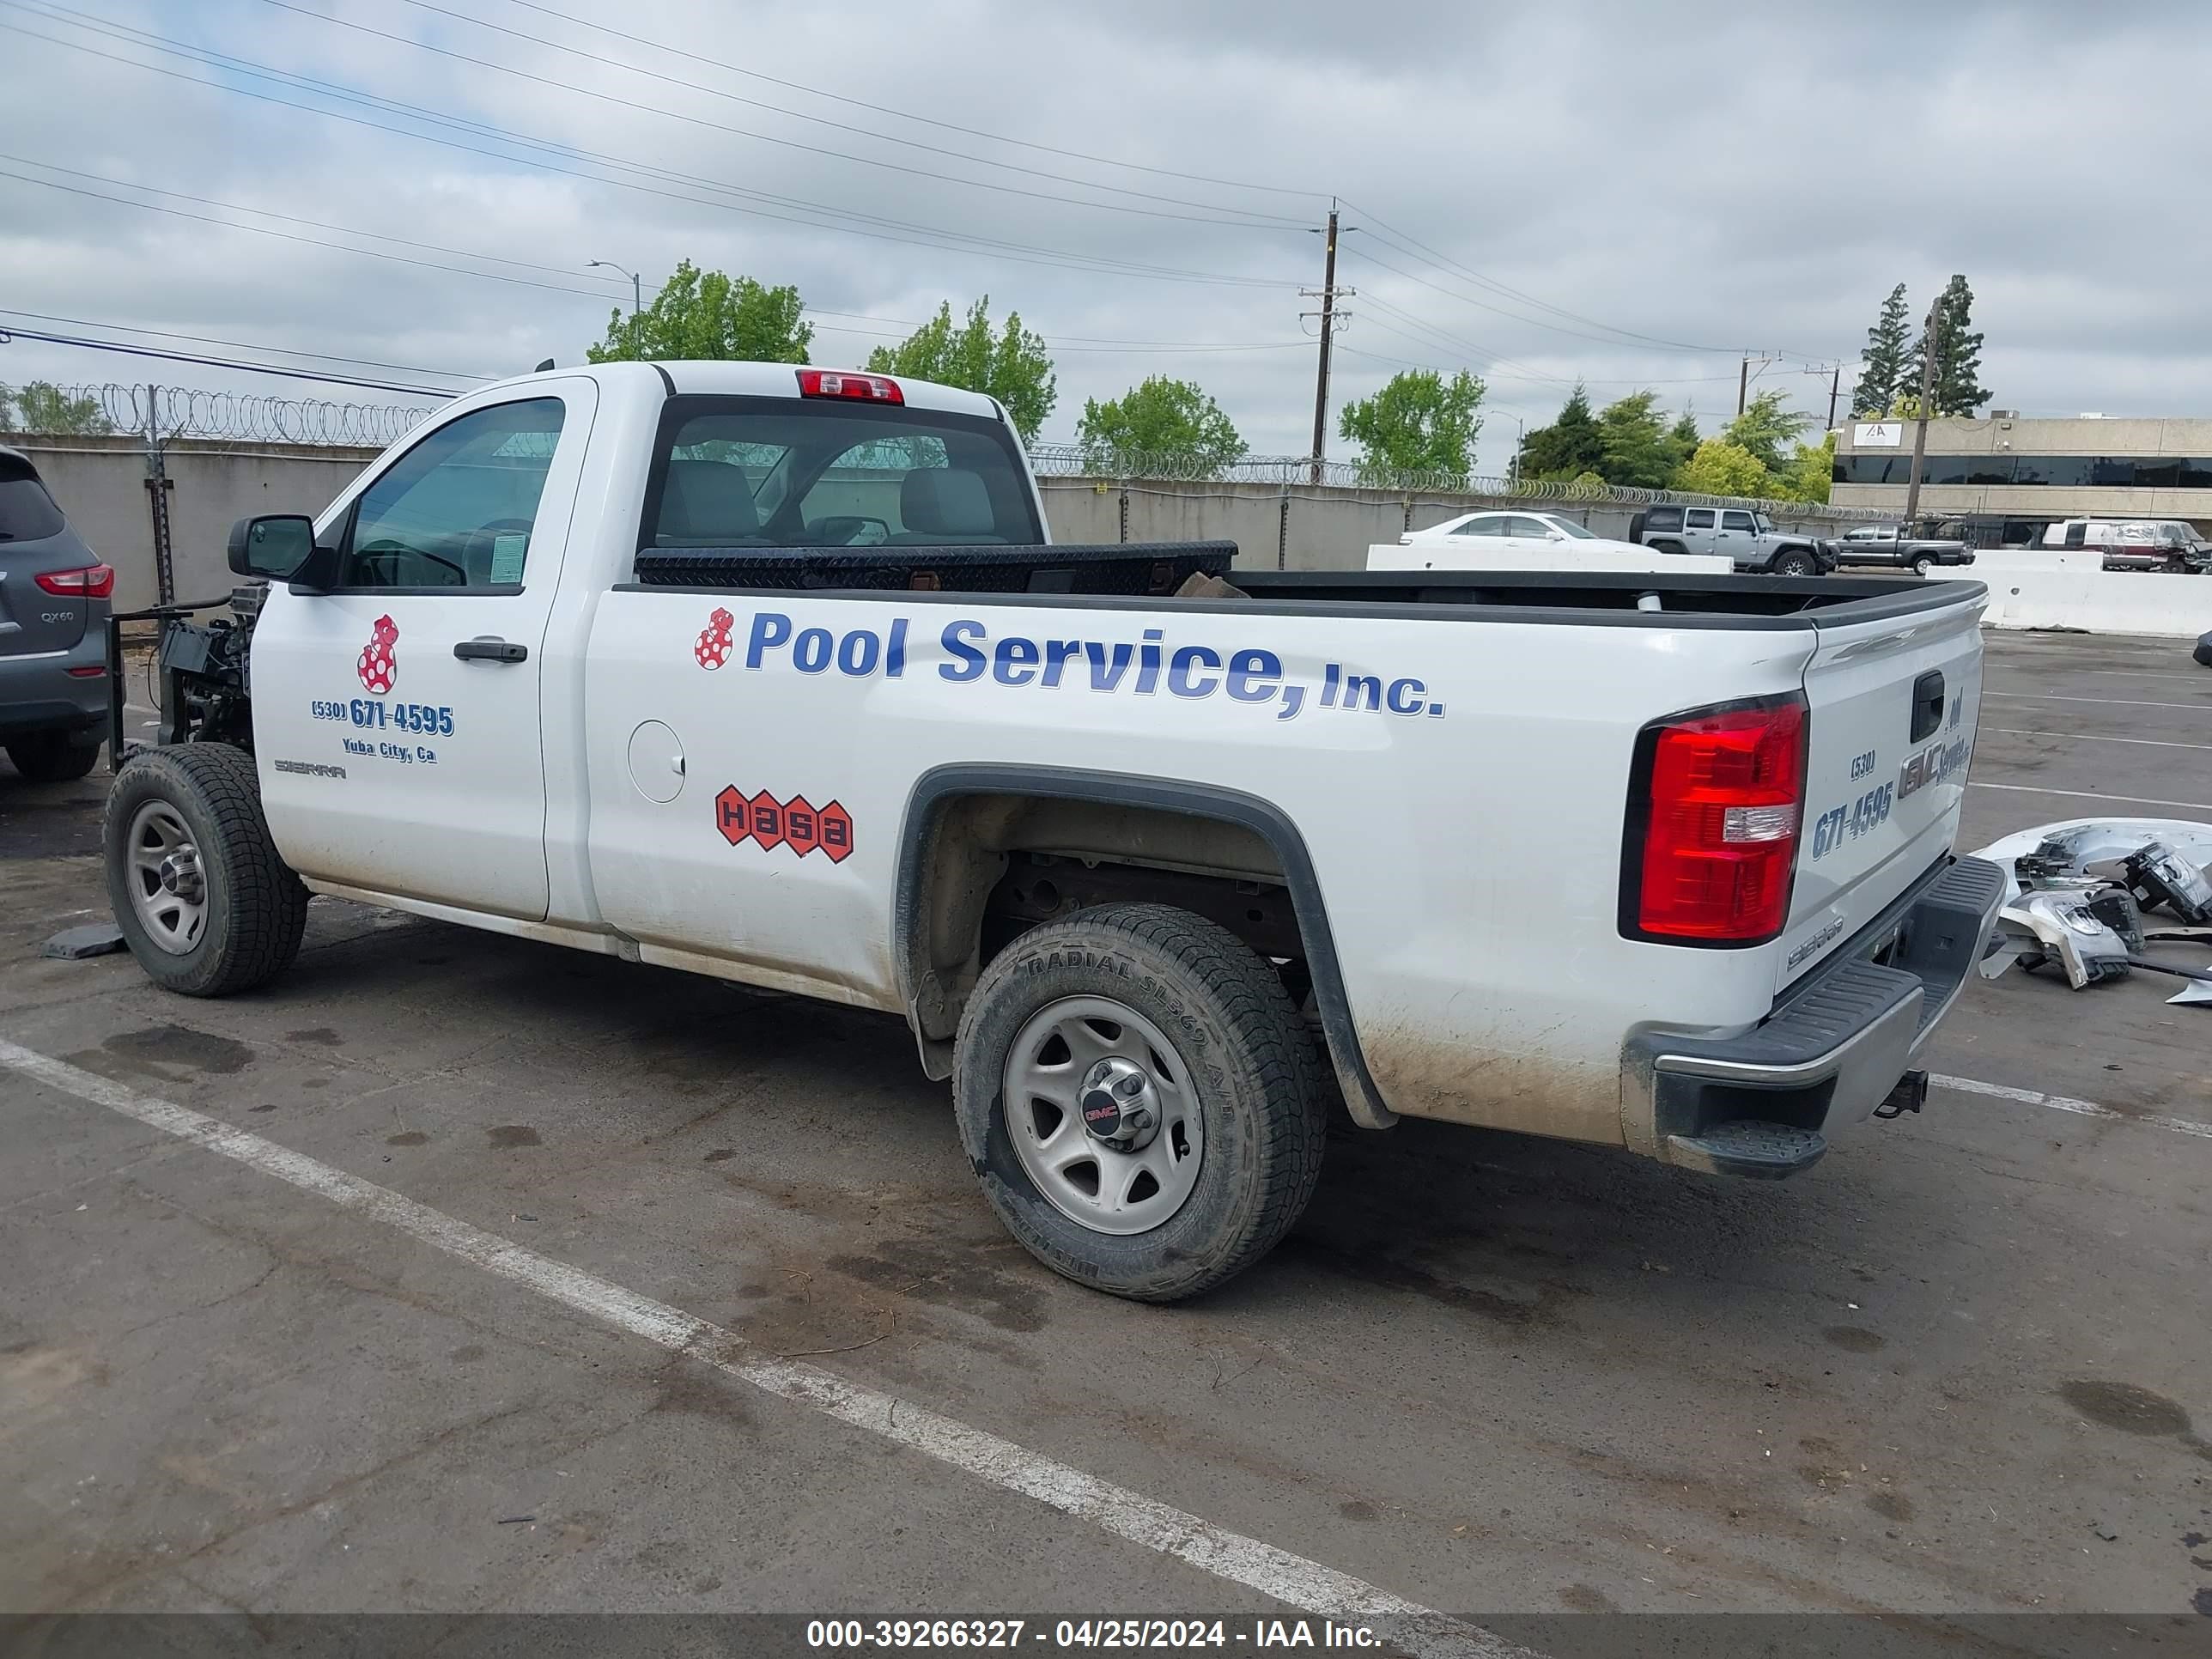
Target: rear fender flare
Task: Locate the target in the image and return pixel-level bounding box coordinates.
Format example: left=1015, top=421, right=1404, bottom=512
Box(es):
left=892, top=763, right=1395, bottom=1128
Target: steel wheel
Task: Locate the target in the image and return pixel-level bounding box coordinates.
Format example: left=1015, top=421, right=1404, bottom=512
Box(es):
left=1003, top=995, right=1204, bottom=1236
left=125, top=799, right=208, bottom=954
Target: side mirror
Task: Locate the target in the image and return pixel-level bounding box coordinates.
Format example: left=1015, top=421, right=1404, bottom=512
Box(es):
left=1546, top=529, right=1567, bottom=542
left=228, top=514, right=337, bottom=588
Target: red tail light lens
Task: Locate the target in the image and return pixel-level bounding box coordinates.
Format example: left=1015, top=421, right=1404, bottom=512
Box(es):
left=1625, top=696, right=1807, bottom=944
left=34, top=563, right=115, bottom=599
left=797, top=368, right=902, bottom=404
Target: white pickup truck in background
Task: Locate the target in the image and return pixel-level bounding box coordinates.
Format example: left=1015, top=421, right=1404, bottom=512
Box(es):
left=104, top=362, right=2005, bottom=1301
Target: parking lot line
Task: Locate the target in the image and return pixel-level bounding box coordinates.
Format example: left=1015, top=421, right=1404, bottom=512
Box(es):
left=1967, top=781, right=2212, bottom=812
left=0, top=1036, right=1525, bottom=1659
left=1988, top=727, right=2212, bottom=753
left=1931, top=1073, right=2212, bottom=1140
left=1983, top=692, right=2208, bottom=712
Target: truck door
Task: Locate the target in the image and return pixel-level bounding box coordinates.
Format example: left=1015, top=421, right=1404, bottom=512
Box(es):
left=250, top=385, right=596, bottom=921
left=1681, top=507, right=1717, bottom=556
left=1717, top=508, right=1758, bottom=564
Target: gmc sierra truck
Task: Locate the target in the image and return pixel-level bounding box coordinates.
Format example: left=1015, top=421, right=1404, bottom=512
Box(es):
left=102, top=362, right=2005, bottom=1302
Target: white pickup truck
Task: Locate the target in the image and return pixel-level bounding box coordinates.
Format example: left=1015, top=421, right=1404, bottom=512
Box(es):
left=102, top=362, right=2005, bottom=1302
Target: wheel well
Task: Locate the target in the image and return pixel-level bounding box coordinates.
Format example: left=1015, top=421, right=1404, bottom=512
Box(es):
left=895, top=770, right=1395, bottom=1127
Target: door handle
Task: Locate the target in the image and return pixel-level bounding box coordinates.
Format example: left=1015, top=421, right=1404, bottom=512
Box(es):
left=454, top=637, right=528, bottom=664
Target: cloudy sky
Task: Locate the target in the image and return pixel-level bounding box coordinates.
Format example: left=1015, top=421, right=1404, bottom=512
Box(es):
left=0, top=0, right=2202, bottom=472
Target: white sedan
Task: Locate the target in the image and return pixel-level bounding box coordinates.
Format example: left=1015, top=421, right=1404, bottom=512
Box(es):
left=1398, top=509, right=1634, bottom=552
left=1370, top=508, right=1723, bottom=574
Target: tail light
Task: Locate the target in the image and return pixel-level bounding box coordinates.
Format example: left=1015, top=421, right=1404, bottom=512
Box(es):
left=797, top=368, right=902, bottom=404
left=35, top=563, right=115, bottom=599
left=1622, top=696, right=1807, bottom=945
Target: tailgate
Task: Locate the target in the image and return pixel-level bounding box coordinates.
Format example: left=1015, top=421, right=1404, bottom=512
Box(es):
left=1778, top=588, right=1985, bottom=987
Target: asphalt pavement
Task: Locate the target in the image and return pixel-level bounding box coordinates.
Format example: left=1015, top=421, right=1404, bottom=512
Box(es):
left=2, top=629, right=2209, bottom=1644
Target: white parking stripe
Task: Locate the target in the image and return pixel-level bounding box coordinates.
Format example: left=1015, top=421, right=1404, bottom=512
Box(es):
left=1932, top=1073, right=2212, bottom=1141
left=1983, top=692, right=2208, bottom=712
left=0, top=1037, right=1525, bottom=1659
left=1968, top=781, right=2212, bottom=812
left=1987, top=727, right=2212, bottom=753
left=1988, top=669, right=2211, bottom=684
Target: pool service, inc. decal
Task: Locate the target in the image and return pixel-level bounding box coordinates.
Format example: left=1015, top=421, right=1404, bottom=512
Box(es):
left=715, top=787, right=853, bottom=862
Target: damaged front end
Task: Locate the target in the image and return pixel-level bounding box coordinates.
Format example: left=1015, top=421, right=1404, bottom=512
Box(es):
left=1972, top=817, right=2212, bottom=1001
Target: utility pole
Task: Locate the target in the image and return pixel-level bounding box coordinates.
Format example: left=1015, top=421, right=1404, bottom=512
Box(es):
left=1827, top=364, right=1842, bottom=430
left=1737, top=353, right=1750, bottom=417
left=587, top=259, right=643, bottom=358
left=1901, top=289, right=1948, bottom=526
left=1303, top=200, right=1355, bottom=485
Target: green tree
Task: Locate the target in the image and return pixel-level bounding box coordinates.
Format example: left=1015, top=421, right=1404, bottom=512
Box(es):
left=584, top=259, right=811, bottom=365
left=1075, top=376, right=1247, bottom=473
left=1722, top=388, right=1812, bottom=473
left=1673, top=438, right=1771, bottom=498
left=0, top=381, right=111, bottom=435
left=1593, top=391, right=1681, bottom=489
left=1771, top=431, right=1836, bottom=503
left=1669, top=409, right=1701, bottom=453
left=1518, top=383, right=1602, bottom=480
left=1851, top=283, right=1913, bottom=418
left=1335, top=368, right=1485, bottom=483
left=1917, top=273, right=1989, bottom=416
left=866, top=296, right=1056, bottom=441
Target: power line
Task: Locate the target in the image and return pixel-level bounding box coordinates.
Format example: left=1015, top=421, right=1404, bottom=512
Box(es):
left=0, top=307, right=495, bottom=380
left=250, top=0, right=1307, bottom=232
left=380, top=0, right=1310, bottom=226
left=495, top=0, right=1316, bottom=202
left=0, top=325, right=458, bottom=396
left=1, top=9, right=1297, bottom=291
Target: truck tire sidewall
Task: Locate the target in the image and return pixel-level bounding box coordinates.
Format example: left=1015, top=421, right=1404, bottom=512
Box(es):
left=1774, top=550, right=1815, bottom=577
left=105, top=747, right=295, bottom=997
left=1913, top=555, right=1936, bottom=576
left=954, top=912, right=1310, bottom=1301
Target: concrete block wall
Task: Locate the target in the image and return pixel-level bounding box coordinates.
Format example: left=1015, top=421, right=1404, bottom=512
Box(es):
left=12, top=435, right=383, bottom=611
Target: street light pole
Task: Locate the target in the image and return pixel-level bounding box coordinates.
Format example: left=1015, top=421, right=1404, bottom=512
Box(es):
left=587, top=259, right=642, bottom=359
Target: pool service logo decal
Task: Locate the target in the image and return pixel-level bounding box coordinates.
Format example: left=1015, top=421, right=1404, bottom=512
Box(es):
left=357, top=614, right=399, bottom=693
left=695, top=607, right=736, bottom=671
left=715, top=787, right=853, bottom=863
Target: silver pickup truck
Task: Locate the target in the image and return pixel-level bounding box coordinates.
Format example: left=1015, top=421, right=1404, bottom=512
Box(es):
left=1826, top=524, right=1978, bottom=576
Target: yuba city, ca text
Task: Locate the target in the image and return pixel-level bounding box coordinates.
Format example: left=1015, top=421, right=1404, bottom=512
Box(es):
left=740, top=612, right=1446, bottom=721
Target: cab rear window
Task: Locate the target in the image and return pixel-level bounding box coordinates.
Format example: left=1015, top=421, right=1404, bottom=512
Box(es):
left=640, top=396, right=1042, bottom=553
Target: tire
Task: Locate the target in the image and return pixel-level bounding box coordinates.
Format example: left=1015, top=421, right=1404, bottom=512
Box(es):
left=2194, top=631, right=2212, bottom=669
left=1650, top=540, right=1688, bottom=557
left=5, top=731, right=100, bottom=782
left=104, top=744, right=307, bottom=997
left=953, top=902, right=1327, bottom=1303
left=1913, top=555, right=1936, bottom=577
left=1772, top=550, right=1817, bottom=577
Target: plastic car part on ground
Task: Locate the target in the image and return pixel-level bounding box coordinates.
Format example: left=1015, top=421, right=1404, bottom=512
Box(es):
left=1969, top=817, right=2212, bottom=1003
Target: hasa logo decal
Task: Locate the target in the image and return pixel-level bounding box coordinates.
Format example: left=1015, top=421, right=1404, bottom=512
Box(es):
left=714, top=787, right=853, bottom=863
left=357, top=614, right=399, bottom=694
left=695, top=607, right=736, bottom=671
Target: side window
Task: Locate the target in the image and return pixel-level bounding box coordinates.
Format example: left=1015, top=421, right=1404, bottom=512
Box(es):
left=343, top=398, right=566, bottom=589
left=1450, top=516, right=1504, bottom=538
left=1686, top=509, right=1716, bottom=530
left=1505, top=515, right=1553, bottom=538
left=1644, top=507, right=1681, bottom=532
left=2063, top=523, right=2087, bottom=548
left=1721, top=510, right=1757, bottom=532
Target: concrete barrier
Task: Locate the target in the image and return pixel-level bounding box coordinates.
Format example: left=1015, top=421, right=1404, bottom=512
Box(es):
left=1969, top=550, right=2212, bottom=637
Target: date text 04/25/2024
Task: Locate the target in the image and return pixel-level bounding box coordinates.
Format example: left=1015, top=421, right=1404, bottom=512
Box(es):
left=803, top=1618, right=1385, bottom=1649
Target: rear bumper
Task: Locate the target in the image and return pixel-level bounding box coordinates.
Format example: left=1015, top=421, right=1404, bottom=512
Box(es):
left=1624, top=855, right=2007, bottom=1178
left=0, top=636, right=108, bottom=738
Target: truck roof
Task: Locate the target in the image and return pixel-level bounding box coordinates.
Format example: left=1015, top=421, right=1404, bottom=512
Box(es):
left=465, top=359, right=1007, bottom=422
